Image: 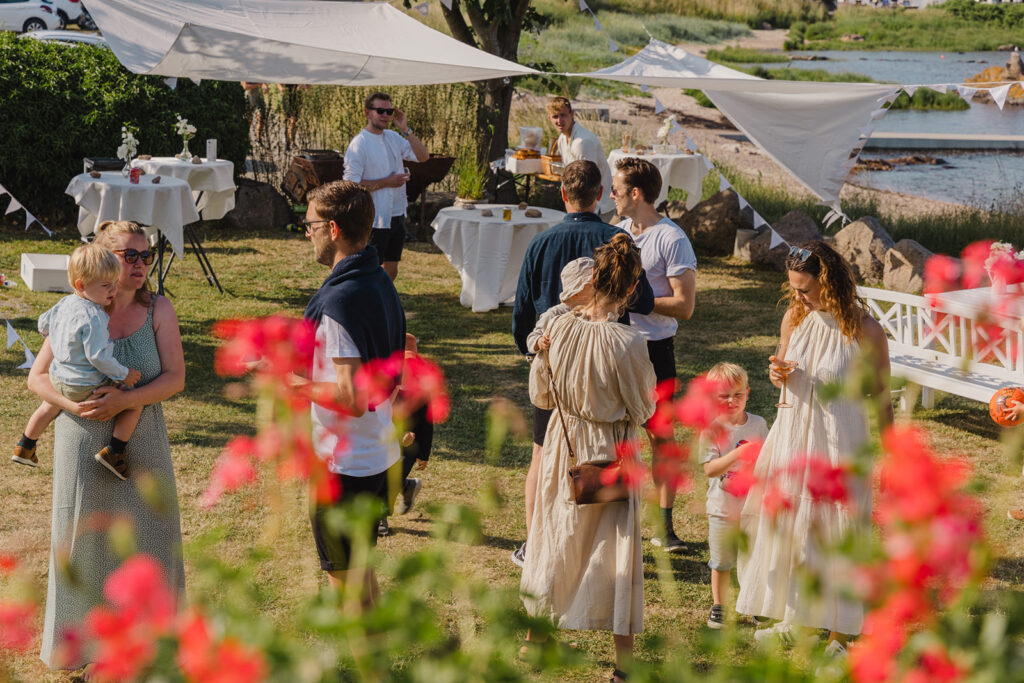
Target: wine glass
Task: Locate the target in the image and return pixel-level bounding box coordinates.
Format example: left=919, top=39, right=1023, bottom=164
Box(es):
left=772, top=343, right=797, bottom=408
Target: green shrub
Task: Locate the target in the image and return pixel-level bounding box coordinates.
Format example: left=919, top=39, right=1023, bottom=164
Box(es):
left=887, top=88, right=970, bottom=111
left=803, top=21, right=836, bottom=41
left=706, top=46, right=790, bottom=63
left=0, top=32, right=248, bottom=231
left=683, top=89, right=716, bottom=108
left=785, top=20, right=806, bottom=49
left=454, top=147, right=487, bottom=200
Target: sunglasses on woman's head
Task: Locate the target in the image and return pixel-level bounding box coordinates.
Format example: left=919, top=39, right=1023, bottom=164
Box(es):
left=789, top=246, right=812, bottom=263
left=113, top=248, right=155, bottom=265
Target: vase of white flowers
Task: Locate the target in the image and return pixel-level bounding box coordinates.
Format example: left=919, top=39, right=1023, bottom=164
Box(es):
left=175, top=114, right=197, bottom=161
left=654, top=114, right=678, bottom=154
left=117, top=126, right=139, bottom=177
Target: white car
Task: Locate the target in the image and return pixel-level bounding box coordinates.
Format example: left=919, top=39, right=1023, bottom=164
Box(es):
left=18, top=28, right=106, bottom=46
left=0, top=0, right=58, bottom=33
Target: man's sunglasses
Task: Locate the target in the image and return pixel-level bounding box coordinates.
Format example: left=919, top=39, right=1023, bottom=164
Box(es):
left=300, top=219, right=330, bottom=231
left=113, top=248, right=156, bottom=265
left=788, top=246, right=812, bottom=263
left=371, top=107, right=395, bottom=115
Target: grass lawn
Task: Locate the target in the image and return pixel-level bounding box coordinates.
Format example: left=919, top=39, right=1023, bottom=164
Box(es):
left=1, top=224, right=1022, bottom=681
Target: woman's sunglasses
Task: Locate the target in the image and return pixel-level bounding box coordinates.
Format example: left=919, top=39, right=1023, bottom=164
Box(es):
left=113, top=248, right=156, bottom=265
left=788, top=246, right=812, bottom=263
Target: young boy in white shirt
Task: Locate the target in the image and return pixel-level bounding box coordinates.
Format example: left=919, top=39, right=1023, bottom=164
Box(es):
left=700, top=362, right=768, bottom=629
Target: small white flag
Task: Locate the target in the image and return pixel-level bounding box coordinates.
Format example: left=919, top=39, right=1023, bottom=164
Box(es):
left=753, top=213, right=768, bottom=230
left=653, top=98, right=665, bottom=114
left=5, top=198, right=22, bottom=215
left=579, top=0, right=588, bottom=10
left=857, top=126, right=874, bottom=138
left=702, top=156, right=713, bottom=171
left=190, top=77, right=203, bottom=86
left=990, top=84, right=1011, bottom=111
left=164, top=78, right=178, bottom=89
left=719, top=175, right=730, bottom=192
left=768, top=228, right=785, bottom=248
left=18, top=345, right=35, bottom=370
left=737, top=195, right=749, bottom=211
left=608, top=37, right=618, bottom=53
left=414, top=2, right=428, bottom=15
left=38, top=222, right=54, bottom=237
left=927, top=84, right=948, bottom=94
left=6, top=320, right=18, bottom=350
left=956, top=85, right=978, bottom=102
left=441, top=0, right=452, bottom=7
left=902, top=86, right=918, bottom=98
left=640, top=84, right=649, bottom=93
left=869, top=108, right=887, bottom=120
left=670, top=121, right=682, bottom=135
left=684, top=136, right=697, bottom=152
left=24, top=212, right=35, bottom=230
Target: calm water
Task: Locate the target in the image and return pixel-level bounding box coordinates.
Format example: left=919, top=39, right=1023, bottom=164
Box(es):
left=744, top=50, right=1024, bottom=208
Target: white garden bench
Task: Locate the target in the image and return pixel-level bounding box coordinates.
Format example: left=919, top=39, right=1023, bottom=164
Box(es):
left=858, top=286, right=1024, bottom=409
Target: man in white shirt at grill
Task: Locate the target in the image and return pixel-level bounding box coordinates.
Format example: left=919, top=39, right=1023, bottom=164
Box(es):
left=548, top=96, right=615, bottom=218
left=344, top=91, right=429, bottom=281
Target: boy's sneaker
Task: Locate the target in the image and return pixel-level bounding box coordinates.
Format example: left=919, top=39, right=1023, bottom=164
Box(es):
left=651, top=534, right=686, bottom=553
left=377, top=518, right=391, bottom=538
left=816, top=639, right=849, bottom=678
left=753, top=622, right=819, bottom=648
left=94, top=446, right=128, bottom=480
left=707, top=604, right=725, bottom=629
left=510, top=542, right=527, bottom=568
left=12, top=445, right=38, bottom=467
left=395, top=478, right=422, bottom=515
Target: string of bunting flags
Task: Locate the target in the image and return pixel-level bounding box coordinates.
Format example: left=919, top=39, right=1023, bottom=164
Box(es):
left=3, top=317, right=37, bottom=370
left=1, top=183, right=53, bottom=237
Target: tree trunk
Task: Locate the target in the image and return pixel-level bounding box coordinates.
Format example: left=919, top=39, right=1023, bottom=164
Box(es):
left=476, top=78, right=515, bottom=166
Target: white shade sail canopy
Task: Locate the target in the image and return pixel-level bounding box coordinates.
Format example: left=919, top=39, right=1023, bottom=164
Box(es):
left=575, top=40, right=901, bottom=208
left=85, top=0, right=538, bottom=85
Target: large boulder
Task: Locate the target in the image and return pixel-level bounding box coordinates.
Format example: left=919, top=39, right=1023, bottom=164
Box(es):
left=883, top=239, right=933, bottom=294
left=832, top=216, right=895, bottom=283
left=742, top=210, right=822, bottom=271
left=663, top=200, right=687, bottom=225
left=222, top=178, right=292, bottom=232
left=677, top=189, right=753, bottom=256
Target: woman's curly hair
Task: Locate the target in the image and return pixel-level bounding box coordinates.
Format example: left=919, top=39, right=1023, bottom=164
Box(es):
left=782, top=240, right=864, bottom=341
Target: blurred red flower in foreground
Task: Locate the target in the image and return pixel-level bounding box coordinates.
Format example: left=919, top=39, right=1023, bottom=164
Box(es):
left=674, top=374, right=728, bottom=432
left=213, top=316, right=316, bottom=381
left=0, top=599, right=36, bottom=652
left=178, top=609, right=267, bottom=683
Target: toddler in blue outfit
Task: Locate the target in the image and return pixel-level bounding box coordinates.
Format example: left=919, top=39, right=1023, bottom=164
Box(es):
left=12, top=244, right=141, bottom=480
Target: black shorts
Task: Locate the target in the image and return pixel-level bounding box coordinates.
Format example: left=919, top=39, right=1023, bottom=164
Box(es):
left=532, top=406, right=553, bottom=447
left=310, top=470, right=388, bottom=572
left=369, top=215, right=406, bottom=263
left=647, top=336, right=677, bottom=385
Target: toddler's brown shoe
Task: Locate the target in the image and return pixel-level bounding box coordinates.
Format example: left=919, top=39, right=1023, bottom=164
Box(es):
left=11, top=445, right=38, bottom=467
left=95, top=446, right=128, bottom=481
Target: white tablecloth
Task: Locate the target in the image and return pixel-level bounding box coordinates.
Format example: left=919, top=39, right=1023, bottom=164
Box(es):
left=432, top=204, right=565, bottom=312
left=606, top=150, right=707, bottom=209
left=65, top=172, right=200, bottom=258
left=134, top=157, right=236, bottom=219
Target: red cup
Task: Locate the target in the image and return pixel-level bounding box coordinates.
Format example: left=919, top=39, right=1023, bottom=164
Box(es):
left=129, top=167, right=141, bottom=184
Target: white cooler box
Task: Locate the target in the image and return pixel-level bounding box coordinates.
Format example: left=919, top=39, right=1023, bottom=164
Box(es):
left=506, top=156, right=543, bottom=174
left=21, top=253, right=71, bottom=293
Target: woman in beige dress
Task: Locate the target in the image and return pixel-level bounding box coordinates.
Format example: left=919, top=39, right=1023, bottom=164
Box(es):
left=521, top=233, right=656, bottom=683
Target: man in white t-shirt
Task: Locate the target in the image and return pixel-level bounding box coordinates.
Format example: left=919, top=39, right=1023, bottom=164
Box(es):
left=612, top=156, right=697, bottom=553
left=343, top=92, right=429, bottom=281
left=298, top=180, right=407, bottom=611
left=548, top=97, right=614, bottom=217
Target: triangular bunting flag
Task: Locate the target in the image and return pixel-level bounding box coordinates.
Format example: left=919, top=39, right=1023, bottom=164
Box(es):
left=38, top=222, right=54, bottom=237
left=441, top=0, right=452, bottom=7
left=737, top=195, right=749, bottom=210
left=684, top=136, right=697, bottom=153
left=928, top=84, right=948, bottom=94
left=990, top=84, right=1011, bottom=111
left=608, top=37, right=618, bottom=53
left=414, top=2, right=428, bottom=15
left=6, top=320, right=18, bottom=350
left=653, top=98, right=665, bottom=114
left=164, top=77, right=178, bottom=89
left=579, top=0, right=588, bottom=10
left=718, top=175, right=730, bottom=192
left=753, top=213, right=768, bottom=230
left=5, top=198, right=22, bottom=215
left=702, top=156, right=713, bottom=171
left=17, top=345, right=35, bottom=370
left=903, top=86, right=918, bottom=98
left=669, top=121, right=682, bottom=135
left=956, top=85, right=977, bottom=102
left=869, top=108, right=887, bottom=120
left=190, top=77, right=203, bottom=86
left=0, top=184, right=7, bottom=197
left=768, top=227, right=785, bottom=248
left=593, top=16, right=602, bottom=31
left=639, top=84, right=649, bottom=93
left=25, top=212, right=35, bottom=230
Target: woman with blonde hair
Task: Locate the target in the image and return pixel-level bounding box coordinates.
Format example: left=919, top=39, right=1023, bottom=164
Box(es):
left=521, top=233, right=656, bottom=683
left=28, top=221, right=186, bottom=676
left=736, top=240, right=892, bottom=657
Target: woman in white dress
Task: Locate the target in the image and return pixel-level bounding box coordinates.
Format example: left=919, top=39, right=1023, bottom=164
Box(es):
left=735, top=241, right=892, bottom=655
left=521, top=233, right=657, bottom=683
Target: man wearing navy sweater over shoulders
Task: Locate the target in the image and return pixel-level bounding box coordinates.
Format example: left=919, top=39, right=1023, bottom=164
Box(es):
left=298, top=180, right=406, bottom=612
left=509, top=159, right=655, bottom=568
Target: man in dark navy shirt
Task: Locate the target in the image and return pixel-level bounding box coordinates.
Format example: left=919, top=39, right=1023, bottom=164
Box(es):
left=509, top=159, right=655, bottom=568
